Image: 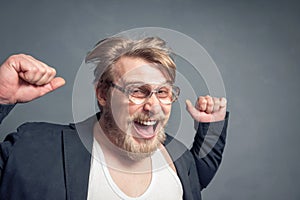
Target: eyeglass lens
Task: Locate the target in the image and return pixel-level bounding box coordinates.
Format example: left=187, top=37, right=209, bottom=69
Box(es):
left=126, top=84, right=179, bottom=104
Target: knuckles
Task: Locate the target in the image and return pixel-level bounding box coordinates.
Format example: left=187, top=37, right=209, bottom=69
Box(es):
left=4, top=54, right=56, bottom=86
left=196, top=95, right=227, bottom=112
left=7, top=54, right=29, bottom=62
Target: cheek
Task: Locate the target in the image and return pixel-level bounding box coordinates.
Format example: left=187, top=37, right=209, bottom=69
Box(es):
left=109, top=92, right=131, bottom=128
left=128, top=104, right=144, bottom=116
left=162, top=105, right=172, bottom=118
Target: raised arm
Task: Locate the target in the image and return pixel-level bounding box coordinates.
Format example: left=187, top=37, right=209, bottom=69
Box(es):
left=186, top=96, right=228, bottom=188
left=0, top=54, right=66, bottom=182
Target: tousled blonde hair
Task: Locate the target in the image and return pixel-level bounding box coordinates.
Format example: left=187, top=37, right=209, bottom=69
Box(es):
left=86, top=36, right=176, bottom=84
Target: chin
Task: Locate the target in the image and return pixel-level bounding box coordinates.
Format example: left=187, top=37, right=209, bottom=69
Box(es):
left=120, top=127, right=166, bottom=161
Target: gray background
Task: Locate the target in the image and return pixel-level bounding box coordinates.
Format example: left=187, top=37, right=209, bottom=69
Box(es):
left=1, top=0, right=299, bottom=199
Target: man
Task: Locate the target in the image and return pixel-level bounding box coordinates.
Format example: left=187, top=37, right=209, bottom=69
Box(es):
left=0, top=37, right=228, bottom=200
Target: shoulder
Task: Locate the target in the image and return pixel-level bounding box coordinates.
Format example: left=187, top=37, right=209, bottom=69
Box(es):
left=14, top=121, right=72, bottom=139
left=1, top=121, right=73, bottom=151
left=17, top=121, right=71, bottom=133
left=164, top=134, right=194, bottom=164
left=0, top=121, right=73, bottom=169
left=165, top=133, right=188, bottom=152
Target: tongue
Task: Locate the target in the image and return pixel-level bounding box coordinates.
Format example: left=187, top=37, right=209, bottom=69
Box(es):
left=133, top=122, right=155, bottom=139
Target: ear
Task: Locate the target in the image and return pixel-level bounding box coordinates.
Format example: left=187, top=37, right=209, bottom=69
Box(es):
left=95, top=86, right=107, bottom=107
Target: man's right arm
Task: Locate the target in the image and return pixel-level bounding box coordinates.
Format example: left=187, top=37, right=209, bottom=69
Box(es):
left=0, top=54, right=65, bottom=182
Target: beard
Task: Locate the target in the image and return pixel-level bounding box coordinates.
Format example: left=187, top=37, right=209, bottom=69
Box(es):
left=101, top=107, right=167, bottom=161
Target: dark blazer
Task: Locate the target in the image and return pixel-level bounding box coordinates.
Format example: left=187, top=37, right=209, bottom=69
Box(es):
left=0, top=105, right=228, bottom=200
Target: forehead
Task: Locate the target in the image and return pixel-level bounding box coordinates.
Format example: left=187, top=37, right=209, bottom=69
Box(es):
left=114, top=56, right=168, bottom=84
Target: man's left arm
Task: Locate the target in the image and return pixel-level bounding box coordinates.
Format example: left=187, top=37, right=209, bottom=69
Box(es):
left=185, top=96, right=229, bottom=189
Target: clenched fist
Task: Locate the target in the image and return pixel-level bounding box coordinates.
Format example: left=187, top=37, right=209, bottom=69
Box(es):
left=0, top=54, right=65, bottom=104
left=186, top=95, right=227, bottom=122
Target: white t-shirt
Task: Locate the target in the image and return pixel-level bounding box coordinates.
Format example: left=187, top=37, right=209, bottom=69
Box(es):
left=87, top=138, right=183, bottom=200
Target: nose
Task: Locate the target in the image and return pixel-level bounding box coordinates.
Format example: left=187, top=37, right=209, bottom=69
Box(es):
left=143, top=93, right=162, bottom=114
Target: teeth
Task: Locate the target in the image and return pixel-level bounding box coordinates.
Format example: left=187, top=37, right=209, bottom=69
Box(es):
left=136, top=119, right=156, bottom=126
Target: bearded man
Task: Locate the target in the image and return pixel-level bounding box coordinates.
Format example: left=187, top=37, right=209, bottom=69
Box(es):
left=0, top=36, right=229, bottom=200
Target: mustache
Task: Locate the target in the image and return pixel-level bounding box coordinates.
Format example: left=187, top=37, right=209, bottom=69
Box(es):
left=128, top=111, right=166, bottom=123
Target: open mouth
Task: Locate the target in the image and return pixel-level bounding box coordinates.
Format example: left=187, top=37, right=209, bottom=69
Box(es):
left=133, top=119, right=159, bottom=139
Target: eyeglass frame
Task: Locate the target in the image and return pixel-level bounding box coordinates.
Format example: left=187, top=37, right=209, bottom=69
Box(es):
left=107, top=81, right=180, bottom=105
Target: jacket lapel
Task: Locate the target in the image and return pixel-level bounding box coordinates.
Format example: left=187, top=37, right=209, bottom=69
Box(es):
left=164, top=134, right=195, bottom=200
left=62, top=115, right=97, bottom=200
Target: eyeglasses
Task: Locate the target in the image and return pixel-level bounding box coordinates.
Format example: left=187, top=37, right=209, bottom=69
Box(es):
left=108, top=81, right=180, bottom=105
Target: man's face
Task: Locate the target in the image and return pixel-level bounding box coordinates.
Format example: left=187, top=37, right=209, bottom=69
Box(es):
left=98, top=56, right=172, bottom=160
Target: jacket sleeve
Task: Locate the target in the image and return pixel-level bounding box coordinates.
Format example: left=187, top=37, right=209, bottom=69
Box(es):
left=0, top=104, right=16, bottom=182
left=190, top=112, right=229, bottom=189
